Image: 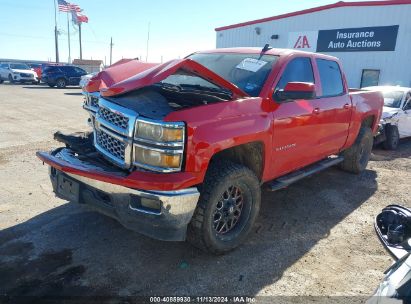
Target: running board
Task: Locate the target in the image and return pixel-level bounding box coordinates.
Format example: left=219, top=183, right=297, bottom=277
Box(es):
left=265, top=156, right=344, bottom=191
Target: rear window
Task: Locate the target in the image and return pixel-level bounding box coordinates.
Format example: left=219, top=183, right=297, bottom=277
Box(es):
left=316, top=59, right=345, bottom=97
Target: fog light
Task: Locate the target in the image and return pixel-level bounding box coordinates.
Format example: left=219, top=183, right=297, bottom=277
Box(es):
left=141, top=197, right=161, bottom=211
left=130, top=195, right=162, bottom=214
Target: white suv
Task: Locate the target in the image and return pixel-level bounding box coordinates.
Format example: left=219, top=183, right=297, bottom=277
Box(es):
left=0, top=62, right=38, bottom=84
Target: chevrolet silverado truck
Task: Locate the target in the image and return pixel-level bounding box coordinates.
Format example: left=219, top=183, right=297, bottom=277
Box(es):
left=37, top=47, right=383, bottom=254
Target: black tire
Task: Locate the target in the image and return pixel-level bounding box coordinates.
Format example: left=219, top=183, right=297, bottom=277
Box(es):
left=340, top=126, right=373, bottom=174
left=56, top=78, right=67, bottom=88
left=8, top=74, right=14, bottom=83
left=0, top=79, right=3, bottom=84
left=187, top=161, right=261, bottom=254
left=383, top=125, right=400, bottom=150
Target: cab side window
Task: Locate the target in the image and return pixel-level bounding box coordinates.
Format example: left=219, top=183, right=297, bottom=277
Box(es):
left=275, top=57, right=315, bottom=91
left=316, top=59, right=344, bottom=97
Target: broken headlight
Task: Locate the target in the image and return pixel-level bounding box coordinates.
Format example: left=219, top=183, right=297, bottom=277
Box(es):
left=133, top=119, right=185, bottom=172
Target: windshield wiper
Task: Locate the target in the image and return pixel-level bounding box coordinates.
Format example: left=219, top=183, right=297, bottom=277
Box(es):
left=180, top=84, right=232, bottom=96
left=157, top=82, right=182, bottom=92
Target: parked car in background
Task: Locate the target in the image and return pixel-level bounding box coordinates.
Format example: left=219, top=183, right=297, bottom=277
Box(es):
left=27, top=63, right=42, bottom=84
left=364, top=86, right=411, bottom=150
left=0, top=62, right=38, bottom=84
left=42, top=65, right=87, bottom=88
left=38, top=47, right=383, bottom=254
left=79, top=72, right=97, bottom=89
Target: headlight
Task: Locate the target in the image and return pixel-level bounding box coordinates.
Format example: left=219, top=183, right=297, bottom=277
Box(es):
left=135, top=120, right=184, bottom=142
left=133, top=119, right=185, bottom=172
left=134, top=145, right=182, bottom=169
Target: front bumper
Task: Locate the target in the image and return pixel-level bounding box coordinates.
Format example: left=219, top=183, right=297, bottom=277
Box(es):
left=39, top=148, right=200, bottom=241
left=13, top=74, right=37, bottom=82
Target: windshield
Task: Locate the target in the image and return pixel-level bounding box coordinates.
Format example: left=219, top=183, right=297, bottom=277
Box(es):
left=188, top=53, right=278, bottom=97
left=10, top=63, right=30, bottom=70
left=382, top=91, right=404, bottom=108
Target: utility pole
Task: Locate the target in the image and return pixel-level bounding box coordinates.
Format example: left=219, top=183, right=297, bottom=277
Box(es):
left=53, top=0, right=59, bottom=62
left=109, top=37, right=113, bottom=65
left=79, top=22, right=83, bottom=60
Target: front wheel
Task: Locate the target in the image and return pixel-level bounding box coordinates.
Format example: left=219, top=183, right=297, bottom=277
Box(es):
left=383, top=125, right=400, bottom=150
left=187, top=161, right=261, bottom=254
left=340, top=126, right=373, bottom=174
left=8, top=74, right=14, bottom=83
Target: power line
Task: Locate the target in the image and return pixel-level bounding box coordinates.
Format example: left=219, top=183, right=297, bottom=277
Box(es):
left=0, top=32, right=106, bottom=44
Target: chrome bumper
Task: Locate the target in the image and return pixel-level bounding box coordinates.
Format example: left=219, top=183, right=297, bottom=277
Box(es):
left=49, top=166, right=200, bottom=241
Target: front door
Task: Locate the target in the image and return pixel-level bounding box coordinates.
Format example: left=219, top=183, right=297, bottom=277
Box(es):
left=270, top=57, right=322, bottom=177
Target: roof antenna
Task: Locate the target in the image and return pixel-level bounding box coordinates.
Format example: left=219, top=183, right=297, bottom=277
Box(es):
left=259, top=44, right=272, bottom=59
left=262, top=44, right=272, bottom=53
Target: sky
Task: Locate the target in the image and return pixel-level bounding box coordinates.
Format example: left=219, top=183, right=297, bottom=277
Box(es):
left=1, top=0, right=356, bottom=64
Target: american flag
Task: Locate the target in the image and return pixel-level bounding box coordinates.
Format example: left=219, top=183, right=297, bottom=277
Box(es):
left=57, top=0, right=81, bottom=12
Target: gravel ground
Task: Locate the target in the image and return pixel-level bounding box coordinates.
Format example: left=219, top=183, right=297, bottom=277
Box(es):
left=0, top=83, right=410, bottom=302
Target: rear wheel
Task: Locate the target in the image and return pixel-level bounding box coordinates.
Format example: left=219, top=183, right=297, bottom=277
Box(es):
left=340, top=126, right=373, bottom=174
left=383, top=125, right=400, bottom=150
left=187, top=161, right=261, bottom=254
left=56, top=78, right=67, bottom=88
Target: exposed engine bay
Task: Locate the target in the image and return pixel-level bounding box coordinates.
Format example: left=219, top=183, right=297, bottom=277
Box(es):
left=104, top=82, right=232, bottom=120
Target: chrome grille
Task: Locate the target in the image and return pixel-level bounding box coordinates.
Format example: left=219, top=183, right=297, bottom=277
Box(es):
left=95, top=129, right=126, bottom=161
left=99, top=107, right=129, bottom=129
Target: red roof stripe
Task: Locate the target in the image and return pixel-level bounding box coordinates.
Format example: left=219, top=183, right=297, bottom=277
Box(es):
left=215, top=0, right=411, bottom=31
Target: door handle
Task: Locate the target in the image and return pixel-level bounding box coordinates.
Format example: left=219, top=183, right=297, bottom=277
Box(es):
left=313, top=108, right=320, bottom=114
left=343, top=103, right=351, bottom=109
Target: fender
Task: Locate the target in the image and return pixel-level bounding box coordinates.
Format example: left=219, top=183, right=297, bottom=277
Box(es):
left=343, top=90, right=383, bottom=149
left=166, top=97, right=272, bottom=181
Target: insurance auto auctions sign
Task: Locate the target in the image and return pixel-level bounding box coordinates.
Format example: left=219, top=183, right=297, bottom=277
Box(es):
left=316, top=25, right=399, bottom=52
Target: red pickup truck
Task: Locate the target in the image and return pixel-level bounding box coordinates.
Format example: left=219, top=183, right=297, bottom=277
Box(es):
left=37, top=47, right=383, bottom=254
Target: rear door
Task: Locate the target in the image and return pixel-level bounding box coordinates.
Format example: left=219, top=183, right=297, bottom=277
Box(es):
left=65, top=67, right=78, bottom=85
left=312, top=58, right=352, bottom=156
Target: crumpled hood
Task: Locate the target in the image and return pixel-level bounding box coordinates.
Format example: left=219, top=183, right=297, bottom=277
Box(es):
left=11, top=69, right=36, bottom=75
left=100, top=58, right=249, bottom=99
left=84, top=60, right=159, bottom=92
left=381, top=106, right=400, bottom=120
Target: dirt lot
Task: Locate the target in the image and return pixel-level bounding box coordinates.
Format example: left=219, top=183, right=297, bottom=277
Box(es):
left=0, top=83, right=410, bottom=301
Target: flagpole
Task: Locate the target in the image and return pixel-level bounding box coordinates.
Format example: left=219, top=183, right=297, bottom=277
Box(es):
left=67, top=11, right=71, bottom=63
left=79, top=22, right=82, bottom=60
left=54, top=0, right=59, bottom=63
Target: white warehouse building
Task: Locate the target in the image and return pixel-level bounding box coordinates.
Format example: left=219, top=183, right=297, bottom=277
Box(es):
left=215, top=0, right=411, bottom=88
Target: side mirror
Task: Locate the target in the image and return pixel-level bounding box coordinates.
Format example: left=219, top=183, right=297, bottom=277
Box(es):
left=274, top=82, right=316, bottom=101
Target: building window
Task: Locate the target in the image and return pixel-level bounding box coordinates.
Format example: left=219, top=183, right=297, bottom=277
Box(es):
left=360, top=69, right=380, bottom=88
